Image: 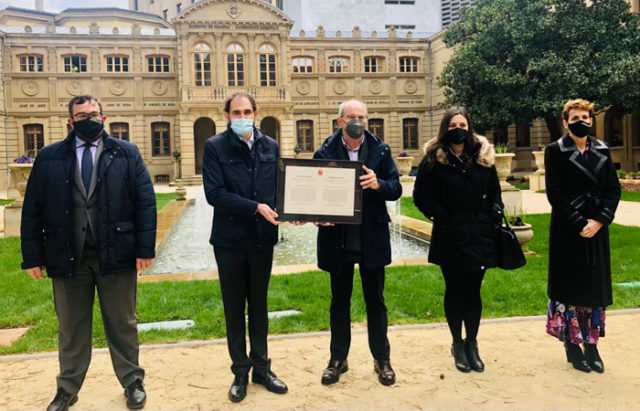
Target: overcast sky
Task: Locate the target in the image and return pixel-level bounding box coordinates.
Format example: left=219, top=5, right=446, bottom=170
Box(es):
left=0, top=0, right=129, bottom=13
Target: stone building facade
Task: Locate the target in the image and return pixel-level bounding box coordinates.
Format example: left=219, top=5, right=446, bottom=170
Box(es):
left=1, top=0, right=639, bottom=193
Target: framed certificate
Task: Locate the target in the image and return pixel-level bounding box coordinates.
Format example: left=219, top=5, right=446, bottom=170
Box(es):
left=276, top=158, right=363, bottom=224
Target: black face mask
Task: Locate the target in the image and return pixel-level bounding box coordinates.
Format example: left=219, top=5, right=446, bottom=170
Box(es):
left=568, top=120, right=591, bottom=138
left=74, top=118, right=104, bottom=143
left=345, top=120, right=365, bottom=140
left=444, top=127, right=468, bottom=145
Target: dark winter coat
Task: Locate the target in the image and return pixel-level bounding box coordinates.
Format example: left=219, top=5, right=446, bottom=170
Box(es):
left=413, top=135, right=502, bottom=271
left=313, top=129, right=402, bottom=272
left=203, top=126, right=279, bottom=250
left=20, top=131, right=157, bottom=278
left=545, top=135, right=621, bottom=307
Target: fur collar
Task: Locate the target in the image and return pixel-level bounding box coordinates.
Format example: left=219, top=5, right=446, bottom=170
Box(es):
left=422, top=134, right=495, bottom=168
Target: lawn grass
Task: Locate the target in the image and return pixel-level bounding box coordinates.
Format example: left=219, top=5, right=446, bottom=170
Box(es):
left=0, top=199, right=14, bottom=206
left=2, top=206, right=640, bottom=354
left=621, top=191, right=640, bottom=202
left=155, top=193, right=177, bottom=211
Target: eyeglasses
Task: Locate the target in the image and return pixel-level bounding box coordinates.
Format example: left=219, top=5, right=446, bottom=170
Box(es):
left=73, top=111, right=102, bottom=121
left=342, top=114, right=368, bottom=121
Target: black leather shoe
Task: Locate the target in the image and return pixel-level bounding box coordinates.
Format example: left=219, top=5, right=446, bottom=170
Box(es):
left=373, top=359, right=396, bottom=386
left=564, top=342, right=591, bottom=373
left=252, top=371, right=288, bottom=394
left=451, top=341, right=471, bottom=373
left=124, top=379, right=146, bottom=409
left=228, top=374, right=248, bottom=403
left=321, top=359, right=348, bottom=385
left=47, top=388, right=78, bottom=411
left=584, top=344, right=604, bottom=373
left=465, top=340, right=485, bottom=372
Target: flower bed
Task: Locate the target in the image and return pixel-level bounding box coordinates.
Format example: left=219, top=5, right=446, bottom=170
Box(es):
left=620, top=179, right=640, bottom=193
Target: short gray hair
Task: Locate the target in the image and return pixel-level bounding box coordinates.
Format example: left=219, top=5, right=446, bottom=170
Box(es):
left=338, top=99, right=368, bottom=117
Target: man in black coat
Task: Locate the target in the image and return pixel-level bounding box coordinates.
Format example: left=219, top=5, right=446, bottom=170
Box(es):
left=314, top=99, right=402, bottom=386
left=21, top=95, right=156, bottom=410
left=203, top=92, right=287, bottom=402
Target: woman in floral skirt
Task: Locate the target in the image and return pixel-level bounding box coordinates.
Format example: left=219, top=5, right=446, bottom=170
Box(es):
left=544, top=98, right=621, bottom=373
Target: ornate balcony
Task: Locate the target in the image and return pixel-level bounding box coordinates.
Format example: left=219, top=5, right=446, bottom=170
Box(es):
left=184, top=86, right=289, bottom=102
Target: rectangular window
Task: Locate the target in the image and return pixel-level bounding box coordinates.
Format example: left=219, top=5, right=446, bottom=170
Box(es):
left=110, top=122, right=130, bottom=141
left=176, top=3, right=182, bottom=12
left=19, top=55, right=43, bottom=72
left=399, top=57, right=419, bottom=73
left=163, top=9, right=168, bottom=20
left=147, top=56, right=170, bottom=72
left=227, top=54, right=245, bottom=86
left=384, top=0, right=415, bottom=4
left=292, top=57, right=313, bottom=73
left=403, top=118, right=419, bottom=149
left=493, top=126, right=509, bottom=146
left=364, top=57, right=384, bottom=73
left=152, top=122, right=171, bottom=156
left=328, top=57, right=349, bottom=73
left=259, top=54, right=277, bottom=86
left=64, top=55, right=87, bottom=72
left=24, top=124, right=44, bottom=157
left=106, top=56, right=129, bottom=72
left=296, top=120, right=314, bottom=152
left=368, top=118, right=384, bottom=140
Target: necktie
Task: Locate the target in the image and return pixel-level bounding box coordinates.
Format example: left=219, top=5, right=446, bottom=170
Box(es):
left=81, top=143, right=93, bottom=192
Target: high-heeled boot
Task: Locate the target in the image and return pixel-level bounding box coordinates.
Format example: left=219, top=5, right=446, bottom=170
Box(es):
left=564, top=342, right=591, bottom=373
left=465, top=339, right=485, bottom=372
left=583, top=343, right=604, bottom=373
left=451, top=341, right=471, bottom=373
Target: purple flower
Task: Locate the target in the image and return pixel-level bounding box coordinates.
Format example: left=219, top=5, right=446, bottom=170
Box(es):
left=13, top=154, right=34, bottom=164
left=398, top=152, right=408, bottom=157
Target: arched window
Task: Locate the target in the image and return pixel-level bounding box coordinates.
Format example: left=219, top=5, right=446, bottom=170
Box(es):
left=193, top=42, right=212, bottom=86
left=151, top=122, right=171, bottom=156
left=259, top=43, right=277, bottom=86
left=403, top=118, right=418, bottom=149
left=296, top=120, right=314, bottom=152
left=363, top=56, right=385, bottom=73
left=398, top=56, right=419, bottom=73
left=292, top=56, right=313, bottom=73
left=63, top=54, right=87, bottom=72
left=24, top=124, right=44, bottom=156
left=147, top=55, right=170, bottom=72
left=110, top=122, right=129, bottom=141
left=328, top=56, right=349, bottom=73
left=105, top=55, right=129, bottom=72
left=226, top=43, right=245, bottom=86
left=19, top=54, right=44, bottom=72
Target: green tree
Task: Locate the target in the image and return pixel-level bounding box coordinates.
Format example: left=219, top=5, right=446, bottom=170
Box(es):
left=438, top=0, right=640, bottom=140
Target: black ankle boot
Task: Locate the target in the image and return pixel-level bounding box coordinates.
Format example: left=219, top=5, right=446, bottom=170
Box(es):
left=451, top=341, right=471, bottom=373
left=465, top=339, right=485, bottom=372
left=564, top=342, right=591, bottom=373
left=583, top=344, right=604, bottom=373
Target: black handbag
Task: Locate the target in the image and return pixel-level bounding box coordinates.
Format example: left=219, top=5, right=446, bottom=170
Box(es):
left=497, top=214, right=526, bottom=270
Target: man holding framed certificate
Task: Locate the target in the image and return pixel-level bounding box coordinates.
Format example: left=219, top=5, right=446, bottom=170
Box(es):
left=313, top=99, right=402, bottom=387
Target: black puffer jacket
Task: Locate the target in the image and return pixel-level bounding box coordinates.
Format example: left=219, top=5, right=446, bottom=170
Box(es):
left=413, top=135, right=502, bottom=271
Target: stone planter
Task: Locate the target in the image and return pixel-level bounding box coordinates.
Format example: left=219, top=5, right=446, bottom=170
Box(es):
left=512, top=223, right=534, bottom=246
left=8, top=163, right=33, bottom=201
left=175, top=187, right=187, bottom=201
left=395, top=156, right=414, bottom=176
left=532, top=150, right=545, bottom=172
left=494, top=153, right=515, bottom=184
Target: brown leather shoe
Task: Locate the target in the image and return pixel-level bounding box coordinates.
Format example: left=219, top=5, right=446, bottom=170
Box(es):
left=321, top=359, right=348, bottom=385
left=374, top=359, right=396, bottom=386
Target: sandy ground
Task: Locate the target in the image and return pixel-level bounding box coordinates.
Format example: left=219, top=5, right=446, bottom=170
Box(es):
left=1, top=311, right=640, bottom=410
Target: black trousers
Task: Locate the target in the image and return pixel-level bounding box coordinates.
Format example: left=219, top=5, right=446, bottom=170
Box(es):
left=329, top=263, right=390, bottom=361
left=440, top=266, right=486, bottom=343
left=214, top=246, right=273, bottom=377
left=52, top=248, right=143, bottom=395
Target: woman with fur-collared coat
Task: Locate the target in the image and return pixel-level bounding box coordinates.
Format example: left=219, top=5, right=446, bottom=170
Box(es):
left=413, top=107, right=503, bottom=373
left=545, top=99, right=621, bottom=374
